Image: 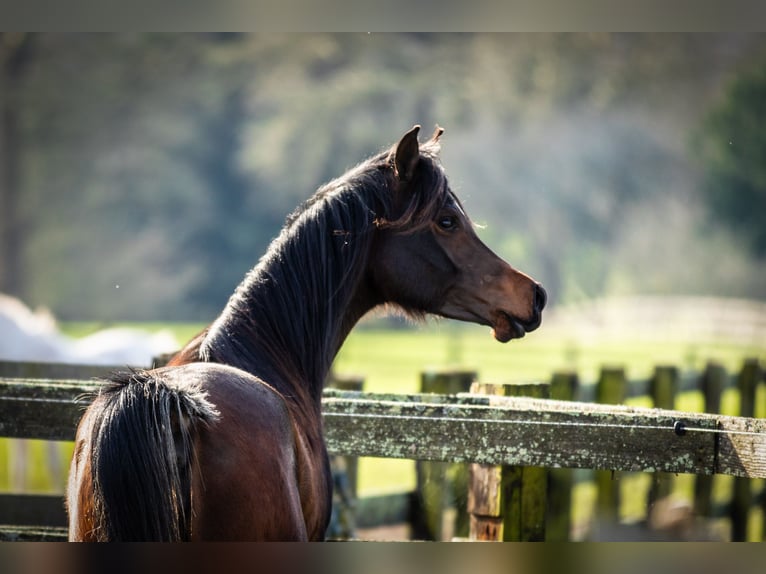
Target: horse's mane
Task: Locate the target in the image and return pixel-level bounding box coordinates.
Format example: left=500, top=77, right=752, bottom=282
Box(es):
left=200, top=137, right=453, bottom=398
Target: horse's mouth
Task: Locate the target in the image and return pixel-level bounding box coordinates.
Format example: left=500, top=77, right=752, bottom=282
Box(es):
left=491, top=311, right=541, bottom=343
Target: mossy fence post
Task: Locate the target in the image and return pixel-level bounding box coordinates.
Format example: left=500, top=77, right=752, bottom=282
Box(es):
left=594, top=367, right=627, bottom=523
left=547, top=371, right=579, bottom=540
left=647, top=365, right=679, bottom=511
left=415, top=370, right=476, bottom=540
left=326, top=373, right=364, bottom=539
left=467, top=381, right=549, bottom=541
left=730, top=359, right=761, bottom=541
left=694, top=361, right=725, bottom=518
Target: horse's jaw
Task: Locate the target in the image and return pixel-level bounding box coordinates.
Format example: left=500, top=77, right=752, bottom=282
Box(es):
left=490, top=310, right=528, bottom=343
left=435, top=275, right=546, bottom=343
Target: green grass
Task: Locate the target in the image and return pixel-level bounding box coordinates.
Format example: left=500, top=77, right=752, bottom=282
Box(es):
left=57, top=318, right=765, bottom=393
left=333, top=320, right=765, bottom=394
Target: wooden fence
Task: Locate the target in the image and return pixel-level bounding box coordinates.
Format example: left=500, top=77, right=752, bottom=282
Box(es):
left=400, top=360, right=766, bottom=541
left=0, top=358, right=764, bottom=541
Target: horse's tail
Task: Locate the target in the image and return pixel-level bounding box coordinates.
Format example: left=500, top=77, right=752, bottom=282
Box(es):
left=88, top=369, right=218, bottom=541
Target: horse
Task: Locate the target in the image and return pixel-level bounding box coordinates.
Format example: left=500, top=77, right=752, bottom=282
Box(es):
left=66, top=125, right=547, bottom=541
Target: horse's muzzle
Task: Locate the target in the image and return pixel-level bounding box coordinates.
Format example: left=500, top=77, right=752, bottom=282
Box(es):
left=492, top=283, right=546, bottom=342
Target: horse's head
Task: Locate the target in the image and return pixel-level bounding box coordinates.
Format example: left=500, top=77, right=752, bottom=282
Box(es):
left=371, top=125, right=546, bottom=342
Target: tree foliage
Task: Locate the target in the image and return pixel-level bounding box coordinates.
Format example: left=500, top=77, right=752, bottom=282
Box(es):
left=695, top=58, right=766, bottom=257
left=1, top=33, right=765, bottom=321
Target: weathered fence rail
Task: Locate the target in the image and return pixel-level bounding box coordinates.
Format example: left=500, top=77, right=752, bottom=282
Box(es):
left=3, top=377, right=765, bottom=476
left=322, top=389, right=766, bottom=477
left=0, top=357, right=764, bottom=541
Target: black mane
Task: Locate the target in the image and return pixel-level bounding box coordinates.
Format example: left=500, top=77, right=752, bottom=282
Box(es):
left=200, top=139, right=452, bottom=400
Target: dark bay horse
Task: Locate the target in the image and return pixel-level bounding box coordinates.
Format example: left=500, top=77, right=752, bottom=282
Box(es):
left=66, top=125, right=546, bottom=541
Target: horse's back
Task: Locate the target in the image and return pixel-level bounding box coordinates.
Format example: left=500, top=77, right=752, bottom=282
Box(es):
left=68, top=362, right=310, bottom=541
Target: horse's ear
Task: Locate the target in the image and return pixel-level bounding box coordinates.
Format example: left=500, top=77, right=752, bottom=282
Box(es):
left=394, top=125, right=421, bottom=182
left=429, top=125, right=444, bottom=143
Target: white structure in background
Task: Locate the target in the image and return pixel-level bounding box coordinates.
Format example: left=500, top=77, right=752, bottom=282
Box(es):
left=543, top=295, right=766, bottom=345
left=0, top=293, right=179, bottom=365
left=0, top=293, right=180, bottom=492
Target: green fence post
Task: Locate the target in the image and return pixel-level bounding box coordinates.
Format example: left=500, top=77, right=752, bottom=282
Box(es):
left=694, top=361, right=725, bottom=517
left=731, top=359, right=761, bottom=541
left=647, top=366, right=679, bottom=510
left=595, top=367, right=627, bottom=524
left=326, top=373, right=364, bottom=540
left=547, top=371, right=579, bottom=540
left=502, top=382, right=549, bottom=541
left=416, top=370, right=476, bottom=540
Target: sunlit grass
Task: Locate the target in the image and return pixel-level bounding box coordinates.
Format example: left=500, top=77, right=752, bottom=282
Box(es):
left=58, top=318, right=765, bottom=395
left=333, top=321, right=765, bottom=395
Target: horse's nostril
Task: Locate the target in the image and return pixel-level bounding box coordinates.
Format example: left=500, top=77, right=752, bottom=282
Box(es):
left=534, top=283, right=547, bottom=314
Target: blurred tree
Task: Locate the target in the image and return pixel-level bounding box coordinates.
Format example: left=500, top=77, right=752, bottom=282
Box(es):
left=0, top=33, right=35, bottom=297
left=18, top=34, right=260, bottom=320
left=695, top=59, right=766, bottom=257
left=3, top=33, right=766, bottom=320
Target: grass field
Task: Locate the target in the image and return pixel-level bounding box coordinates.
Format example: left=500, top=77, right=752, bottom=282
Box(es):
left=333, top=320, right=765, bottom=393
left=3, top=315, right=764, bottom=538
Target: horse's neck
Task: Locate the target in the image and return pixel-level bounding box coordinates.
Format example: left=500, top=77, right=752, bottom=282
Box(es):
left=200, top=224, right=375, bottom=404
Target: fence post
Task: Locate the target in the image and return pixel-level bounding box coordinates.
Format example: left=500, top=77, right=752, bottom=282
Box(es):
left=647, top=366, right=679, bottom=510
left=467, top=382, right=549, bottom=541
left=326, top=373, right=364, bottom=540
left=694, top=361, right=725, bottom=517
left=731, top=359, right=761, bottom=541
left=759, top=360, right=766, bottom=542
left=595, top=367, right=627, bottom=524
left=415, top=370, right=476, bottom=540
left=467, top=382, right=508, bottom=541
left=328, top=374, right=364, bottom=496
left=546, top=371, right=579, bottom=540
left=503, top=382, right=549, bottom=541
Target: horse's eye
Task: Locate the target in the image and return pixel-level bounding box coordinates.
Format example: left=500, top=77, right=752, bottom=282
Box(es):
left=438, top=215, right=458, bottom=231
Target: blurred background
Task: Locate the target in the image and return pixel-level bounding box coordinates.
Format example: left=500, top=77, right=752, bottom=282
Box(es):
left=1, top=32, right=765, bottom=323
left=1, top=33, right=766, bottom=541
